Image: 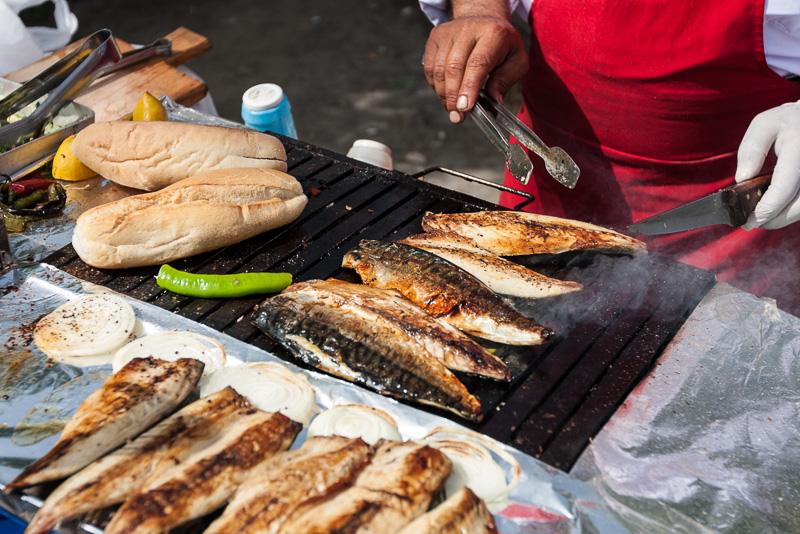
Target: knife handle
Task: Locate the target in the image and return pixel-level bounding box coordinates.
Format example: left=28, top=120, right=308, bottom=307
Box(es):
left=726, top=172, right=772, bottom=226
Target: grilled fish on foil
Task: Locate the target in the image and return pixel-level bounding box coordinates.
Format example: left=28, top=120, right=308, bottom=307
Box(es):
left=399, top=231, right=583, bottom=299
left=252, top=286, right=483, bottom=422
left=278, top=439, right=451, bottom=534
left=23, top=387, right=247, bottom=534
left=103, top=392, right=301, bottom=534
left=342, top=240, right=554, bottom=345
left=421, top=210, right=647, bottom=255
left=5, top=357, right=204, bottom=492
left=204, top=435, right=374, bottom=534
left=282, top=279, right=512, bottom=381
left=396, top=486, right=499, bottom=534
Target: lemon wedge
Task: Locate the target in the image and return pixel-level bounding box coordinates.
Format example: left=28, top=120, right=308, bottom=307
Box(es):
left=132, top=91, right=168, bottom=121
left=52, top=134, right=97, bottom=181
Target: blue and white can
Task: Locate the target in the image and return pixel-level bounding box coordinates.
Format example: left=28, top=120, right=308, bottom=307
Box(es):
left=241, top=83, right=297, bottom=139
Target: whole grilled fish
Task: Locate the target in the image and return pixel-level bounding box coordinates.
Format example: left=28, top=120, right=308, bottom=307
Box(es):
left=204, top=435, right=374, bottom=534
left=282, top=279, right=512, bottom=381
left=396, top=487, right=499, bottom=534
left=5, top=357, right=204, bottom=493
left=342, top=241, right=554, bottom=345
left=399, top=231, right=583, bottom=299
left=23, top=387, right=245, bottom=534
left=278, top=439, right=451, bottom=534
left=252, top=289, right=483, bottom=421
left=103, top=397, right=301, bottom=534
left=422, top=210, right=647, bottom=255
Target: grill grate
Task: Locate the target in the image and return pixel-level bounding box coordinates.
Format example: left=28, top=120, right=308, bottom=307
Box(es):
left=45, top=138, right=716, bottom=470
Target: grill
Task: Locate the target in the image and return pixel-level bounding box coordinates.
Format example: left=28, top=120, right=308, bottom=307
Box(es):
left=44, top=137, right=717, bottom=471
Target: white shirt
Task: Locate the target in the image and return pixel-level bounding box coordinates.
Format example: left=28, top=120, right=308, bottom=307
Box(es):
left=419, top=0, right=800, bottom=77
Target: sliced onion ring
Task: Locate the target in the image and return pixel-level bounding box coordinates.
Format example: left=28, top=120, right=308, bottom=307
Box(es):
left=420, top=427, right=521, bottom=513
left=308, top=404, right=402, bottom=445
left=34, top=294, right=137, bottom=365
left=199, top=361, right=317, bottom=425
left=112, top=331, right=226, bottom=377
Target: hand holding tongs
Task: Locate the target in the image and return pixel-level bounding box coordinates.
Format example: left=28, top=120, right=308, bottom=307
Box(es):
left=470, top=90, right=580, bottom=189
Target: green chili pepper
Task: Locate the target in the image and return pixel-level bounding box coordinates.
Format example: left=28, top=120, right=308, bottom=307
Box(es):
left=156, top=264, right=293, bottom=298
left=12, top=189, right=47, bottom=210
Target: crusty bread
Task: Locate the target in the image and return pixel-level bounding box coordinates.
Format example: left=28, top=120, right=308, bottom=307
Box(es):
left=72, top=167, right=307, bottom=269
left=72, top=121, right=288, bottom=191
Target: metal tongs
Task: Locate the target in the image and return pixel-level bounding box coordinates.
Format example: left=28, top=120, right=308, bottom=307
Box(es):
left=470, top=90, right=580, bottom=189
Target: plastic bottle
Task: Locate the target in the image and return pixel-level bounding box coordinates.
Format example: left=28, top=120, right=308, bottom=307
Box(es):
left=346, top=139, right=393, bottom=170
left=241, top=83, right=297, bottom=139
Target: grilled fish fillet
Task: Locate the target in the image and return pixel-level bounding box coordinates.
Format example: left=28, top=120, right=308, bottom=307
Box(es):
left=396, top=487, right=499, bottom=534
left=399, top=231, right=583, bottom=299
left=282, top=279, right=512, bottom=381
left=252, top=289, right=483, bottom=421
left=5, top=357, right=204, bottom=492
left=278, top=439, right=451, bottom=534
left=342, top=240, right=554, bottom=345
left=421, top=210, right=647, bottom=255
left=103, top=396, right=301, bottom=534
left=23, top=387, right=244, bottom=534
left=204, top=435, right=374, bottom=534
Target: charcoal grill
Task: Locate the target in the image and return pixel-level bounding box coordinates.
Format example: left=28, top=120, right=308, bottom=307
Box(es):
left=44, top=136, right=716, bottom=471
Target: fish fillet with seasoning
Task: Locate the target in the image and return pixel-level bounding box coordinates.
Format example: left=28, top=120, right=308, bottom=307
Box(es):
left=422, top=210, right=648, bottom=255
left=252, top=287, right=483, bottom=422
left=342, top=240, right=554, bottom=345
left=282, top=279, right=512, bottom=381
left=396, top=487, right=499, bottom=534
left=5, top=357, right=204, bottom=492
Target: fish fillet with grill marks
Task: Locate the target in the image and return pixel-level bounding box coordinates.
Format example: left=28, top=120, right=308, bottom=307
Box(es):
left=399, top=231, right=583, bottom=299
left=204, top=435, right=374, bottom=534
left=23, top=387, right=245, bottom=534
left=282, top=279, right=512, bottom=381
left=396, top=487, right=499, bottom=534
left=342, top=240, right=554, bottom=345
left=278, top=439, right=451, bottom=534
left=103, top=393, right=301, bottom=534
left=5, top=357, right=204, bottom=493
left=252, top=288, right=483, bottom=422
left=421, top=210, right=647, bottom=255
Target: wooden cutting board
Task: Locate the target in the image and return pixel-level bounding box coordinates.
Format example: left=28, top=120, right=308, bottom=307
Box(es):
left=5, top=27, right=212, bottom=122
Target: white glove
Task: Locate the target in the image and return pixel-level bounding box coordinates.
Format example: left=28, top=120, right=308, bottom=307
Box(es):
left=736, top=101, right=800, bottom=230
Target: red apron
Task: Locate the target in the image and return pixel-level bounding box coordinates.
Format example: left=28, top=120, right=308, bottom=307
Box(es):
left=498, top=0, right=800, bottom=314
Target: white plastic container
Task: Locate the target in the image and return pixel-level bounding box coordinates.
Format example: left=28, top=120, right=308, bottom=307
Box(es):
left=346, top=139, right=393, bottom=170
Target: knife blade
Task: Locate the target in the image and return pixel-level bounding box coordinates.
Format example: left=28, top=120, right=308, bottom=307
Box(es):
left=628, top=172, right=772, bottom=235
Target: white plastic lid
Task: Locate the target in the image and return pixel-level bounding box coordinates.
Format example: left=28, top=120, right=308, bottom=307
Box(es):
left=242, top=83, right=284, bottom=111
left=350, top=139, right=392, bottom=156
left=346, top=139, right=393, bottom=170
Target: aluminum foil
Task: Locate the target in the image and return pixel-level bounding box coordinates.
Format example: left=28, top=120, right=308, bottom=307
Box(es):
left=0, top=263, right=630, bottom=533
left=571, top=283, right=800, bottom=533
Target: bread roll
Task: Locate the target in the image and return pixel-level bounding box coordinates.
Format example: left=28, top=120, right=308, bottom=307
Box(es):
left=72, top=167, right=307, bottom=269
left=72, top=121, right=288, bottom=191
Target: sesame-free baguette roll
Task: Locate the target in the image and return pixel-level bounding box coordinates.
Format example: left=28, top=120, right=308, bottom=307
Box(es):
left=72, top=168, right=307, bottom=269
left=71, top=121, right=288, bottom=191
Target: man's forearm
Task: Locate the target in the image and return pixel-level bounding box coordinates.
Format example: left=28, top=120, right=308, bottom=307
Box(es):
left=451, top=0, right=512, bottom=21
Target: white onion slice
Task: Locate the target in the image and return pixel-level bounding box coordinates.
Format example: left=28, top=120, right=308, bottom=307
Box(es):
left=34, top=294, right=137, bottom=366
left=112, top=331, right=226, bottom=377
left=420, top=427, right=521, bottom=513
left=199, top=362, right=317, bottom=425
left=307, top=404, right=402, bottom=445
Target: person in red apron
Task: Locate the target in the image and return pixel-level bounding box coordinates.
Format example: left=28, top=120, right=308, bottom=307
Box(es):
left=420, top=0, right=800, bottom=316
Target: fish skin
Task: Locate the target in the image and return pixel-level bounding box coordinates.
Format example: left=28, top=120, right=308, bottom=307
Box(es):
left=103, top=398, right=301, bottom=534
left=421, top=210, right=648, bottom=255
left=5, top=357, right=204, bottom=493
left=399, top=231, right=583, bottom=299
left=252, top=291, right=483, bottom=422
left=396, top=487, right=499, bottom=534
left=278, top=439, right=451, bottom=534
left=342, top=240, right=554, bottom=346
left=204, top=436, right=374, bottom=534
left=283, top=279, right=512, bottom=381
left=22, top=387, right=244, bottom=534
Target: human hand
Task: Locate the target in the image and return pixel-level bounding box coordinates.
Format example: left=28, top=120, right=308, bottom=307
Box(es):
left=422, top=16, right=527, bottom=124
left=736, top=101, right=800, bottom=230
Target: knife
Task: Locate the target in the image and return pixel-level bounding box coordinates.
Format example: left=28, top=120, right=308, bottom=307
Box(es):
left=628, top=172, right=772, bottom=235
